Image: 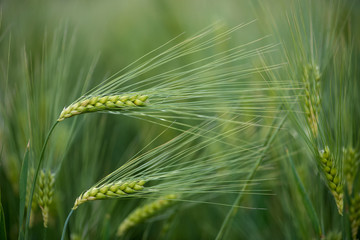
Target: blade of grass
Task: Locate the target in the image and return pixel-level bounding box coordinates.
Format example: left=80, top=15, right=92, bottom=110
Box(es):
left=24, top=121, right=58, bottom=239
left=0, top=189, right=7, bottom=240
left=216, top=112, right=287, bottom=240
left=286, top=148, right=322, bottom=238
left=342, top=181, right=351, bottom=240
left=61, top=209, right=74, bottom=240
left=0, top=146, right=7, bottom=240
left=18, top=142, right=30, bottom=240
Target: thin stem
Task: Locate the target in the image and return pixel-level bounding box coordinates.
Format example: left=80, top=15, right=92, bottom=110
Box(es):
left=43, top=227, right=47, bottom=240
left=215, top=114, right=287, bottom=240
left=61, top=209, right=74, bottom=240
left=24, top=121, right=59, bottom=239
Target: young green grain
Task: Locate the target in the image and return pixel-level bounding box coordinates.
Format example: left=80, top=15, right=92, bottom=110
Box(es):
left=319, top=146, right=343, bottom=215
left=58, top=94, right=148, bottom=121
left=343, top=147, right=358, bottom=193
left=35, top=169, right=55, bottom=228
left=302, top=64, right=321, bottom=138
left=72, top=180, right=146, bottom=210
left=117, top=194, right=178, bottom=237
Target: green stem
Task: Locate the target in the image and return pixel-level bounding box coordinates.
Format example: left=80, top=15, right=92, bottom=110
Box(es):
left=43, top=226, right=47, bottom=240
left=61, top=209, right=74, bottom=240
left=24, top=121, right=58, bottom=239
left=215, top=115, right=287, bottom=240
left=286, top=149, right=322, bottom=237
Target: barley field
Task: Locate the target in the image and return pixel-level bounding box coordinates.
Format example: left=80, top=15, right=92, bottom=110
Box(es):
left=0, top=0, right=359, bottom=239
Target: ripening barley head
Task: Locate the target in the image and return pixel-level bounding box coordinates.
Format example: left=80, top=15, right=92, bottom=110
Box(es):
left=35, top=169, right=55, bottom=228
left=116, top=194, right=179, bottom=236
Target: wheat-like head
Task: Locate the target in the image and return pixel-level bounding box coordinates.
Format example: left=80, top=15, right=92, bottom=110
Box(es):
left=319, top=146, right=343, bottom=215
left=72, top=180, right=146, bottom=210
left=35, top=169, right=55, bottom=228
left=302, top=64, right=321, bottom=138
left=117, top=194, right=178, bottom=236
left=58, top=94, right=148, bottom=121
left=343, top=147, right=358, bottom=194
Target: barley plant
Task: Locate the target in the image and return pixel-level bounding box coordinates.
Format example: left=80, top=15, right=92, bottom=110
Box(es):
left=0, top=0, right=359, bottom=239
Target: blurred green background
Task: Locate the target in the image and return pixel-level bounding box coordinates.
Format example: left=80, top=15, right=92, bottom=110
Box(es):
left=1, top=0, right=359, bottom=239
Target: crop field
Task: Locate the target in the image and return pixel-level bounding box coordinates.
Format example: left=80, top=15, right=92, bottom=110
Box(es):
left=0, top=0, right=359, bottom=239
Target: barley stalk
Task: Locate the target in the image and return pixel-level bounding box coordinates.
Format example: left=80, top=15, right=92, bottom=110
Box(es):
left=350, top=194, right=360, bottom=240
left=319, top=146, right=343, bottom=215
left=117, top=194, right=178, bottom=236
left=25, top=168, right=37, bottom=210
left=58, top=94, right=149, bottom=121
left=302, top=64, right=321, bottom=137
left=72, top=180, right=146, bottom=210
left=35, top=169, right=55, bottom=228
left=25, top=168, right=37, bottom=228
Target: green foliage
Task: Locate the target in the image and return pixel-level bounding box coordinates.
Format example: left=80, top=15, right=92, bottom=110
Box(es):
left=0, top=0, right=359, bottom=239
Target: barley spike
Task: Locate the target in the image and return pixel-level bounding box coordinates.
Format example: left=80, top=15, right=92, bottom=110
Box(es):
left=72, top=180, right=146, bottom=210
left=117, top=194, right=178, bottom=237
left=35, top=169, right=55, bottom=228
left=343, top=147, right=358, bottom=194
left=319, top=146, right=343, bottom=215
left=58, top=94, right=149, bottom=121
left=302, top=64, right=321, bottom=137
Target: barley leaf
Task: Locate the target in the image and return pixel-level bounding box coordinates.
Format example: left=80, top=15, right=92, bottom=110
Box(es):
left=18, top=143, right=30, bottom=240
left=0, top=189, right=7, bottom=240
left=286, top=149, right=322, bottom=238
left=0, top=145, right=7, bottom=240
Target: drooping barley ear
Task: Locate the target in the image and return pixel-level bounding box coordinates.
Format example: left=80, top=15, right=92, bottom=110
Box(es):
left=350, top=194, right=360, bottom=240
left=58, top=94, right=149, bottom=121
left=117, top=194, right=178, bottom=237
left=343, top=147, right=358, bottom=194
left=35, top=169, right=55, bottom=228
left=72, top=180, right=146, bottom=210
left=319, top=146, right=343, bottom=215
left=302, top=64, right=321, bottom=137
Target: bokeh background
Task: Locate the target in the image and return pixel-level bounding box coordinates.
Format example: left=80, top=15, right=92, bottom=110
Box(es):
left=1, top=0, right=359, bottom=239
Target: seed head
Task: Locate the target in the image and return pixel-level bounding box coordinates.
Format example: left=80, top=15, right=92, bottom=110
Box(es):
left=58, top=94, right=149, bottom=121
left=319, top=147, right=343, bottom=215
left=35, top=169, right=55, bottom=228
left=302, top=64, right=321, bottom=137
left=117, top=194, right=178, bottom=236
left=343, top=147, right=358, bottom=194
left=72, top=180, right=146, bottom=210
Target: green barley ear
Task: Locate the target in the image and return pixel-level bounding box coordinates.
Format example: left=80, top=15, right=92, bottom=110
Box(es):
left=350, top=194, right=360, bottom=240
left=116, top=194, right=178, bottom=237
left=72, top=180, right=146, bottom=210
left=35, top=169, right=55, bottom=228
left=58, top=94, right=148, bottom=121
left=302, top=64, right=321, bottom=138
left=319, top=146, right=343, bottom=215
left=343, top=147, right=358, bottom=194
